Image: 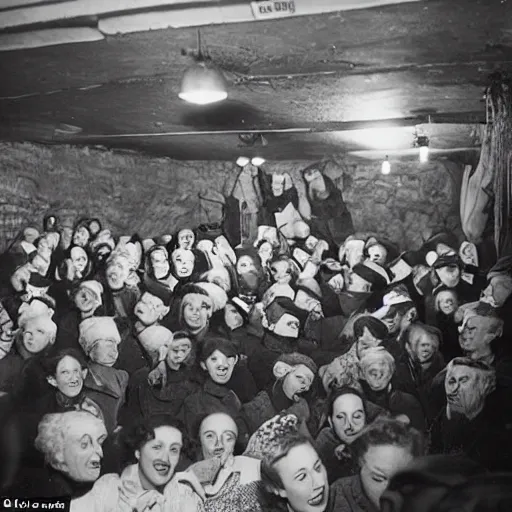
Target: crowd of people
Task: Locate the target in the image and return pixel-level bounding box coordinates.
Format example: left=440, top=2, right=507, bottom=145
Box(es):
left=0, top=165, right=511, bottom=512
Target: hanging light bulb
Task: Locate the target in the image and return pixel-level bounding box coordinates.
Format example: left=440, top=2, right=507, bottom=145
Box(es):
left=178, top=29, right=228, bottom=105
left=381, top=157, right=391, bottom=175
left=251, top=157, right=265, bottom=167
left=179, top=62, right=228, bottom=105
left=236, top=156, right=250, bottom=167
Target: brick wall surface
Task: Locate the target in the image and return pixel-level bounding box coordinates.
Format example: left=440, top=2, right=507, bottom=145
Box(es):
left=0, top=142, right=463, bottom=252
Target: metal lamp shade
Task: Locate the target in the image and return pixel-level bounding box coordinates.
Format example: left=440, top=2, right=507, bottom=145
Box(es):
left=178, top=62, right=228, bottom=105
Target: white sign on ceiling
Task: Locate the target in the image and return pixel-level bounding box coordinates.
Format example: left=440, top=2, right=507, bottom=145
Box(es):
left=250, top=1, right=296, bottom=20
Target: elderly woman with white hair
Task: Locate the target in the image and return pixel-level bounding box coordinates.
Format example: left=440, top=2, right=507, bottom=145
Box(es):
left=10, top=410, right=108, bottom=498
left=359, top=347, right=426, bottom=432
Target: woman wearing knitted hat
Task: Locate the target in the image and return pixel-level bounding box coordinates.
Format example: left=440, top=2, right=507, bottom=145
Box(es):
left=252, top=413, right=331, bottom=512
left=78, top=316, right=129, bottom=432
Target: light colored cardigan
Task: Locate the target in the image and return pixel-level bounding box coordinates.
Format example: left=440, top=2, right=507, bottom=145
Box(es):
left=70, top=464, right=203, bottom=512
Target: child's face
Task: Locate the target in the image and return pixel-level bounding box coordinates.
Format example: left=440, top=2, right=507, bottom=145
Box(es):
left=166, top=338, right=192, bottom=369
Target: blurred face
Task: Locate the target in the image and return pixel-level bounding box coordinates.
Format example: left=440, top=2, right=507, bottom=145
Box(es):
left=73, top=226, right=90, bottom=247
left=363, top=360, right=393, bottom=391
left=134, top=292, right=166, bottom=326
left=49, top=356, right=86, bottom=398
left=70, top=247, right=88, bottom=274
left=295, top=290, right=321, bottom=313
left=282, top=364, right=315, bottom=401
left=199, top=413, right=237, bottom=463
left=327, top=274, right=344, bottom=294
left=304, top=236, right=319, bottom=252
left=74, top=287, right=99, bottom=314
left=201, top=349, right=237, bottom=384
left=480, top=275, right=512, bottom=309
left=150, top=249, right=170, bottom=279
left=136, top=426, right=182, bottom=490
left=177, top=229, right=195, bottom=250
left=330, top=394, right=366, bottom=444
left=258, top=242, right=273, bottom=266
left=407, top=329, right=439, bottom=364
left=31, top=254, right=50, bottom=275
left=435, top=264, right=461, bottom=288
left=270, top=259, right=292, bottom=284
left=344, top=241, right=365, bottom=268
left=458, top=314, right=496, bottom=354
left=22, top=318, right=52, bottom=354
left=360, top=444, right=414, bottom=509
left=272, top=174, right=285, bottom=196
left=166, top=338, right=192, bottom=370
left=346, top=271, right=371, bottom=293
left=381, top=312, right=401, bottom=335
left=88, top=220, right=101, bottom=236
left=18, top=299, right=53, bottom=325
left=206, top=269, right=231, bottom=292
left=236, top=255, right=257, bottom=275
left=356, top=327, right=382, bottom=358
left=445, top=365, right=483, bottom=418
left=89, top=339, right=119, bottom=367
left=436, top=290, right=458, bottom=315
left=367, top=244, right=388, bottom=266
left=224, top=303, right=244, bottom=330
left=61, top=417, right=107, bottom=482
left=274, top=313, right=301, bottom=338
left=172, top=249, right=195, bottom=278
left=106, top=257, right=129, bottom=290
left=273, top=443, right=328, bottom=512
left=304, top=168, right=322, bottom=183
left=182, top=294, right=211, bottom=331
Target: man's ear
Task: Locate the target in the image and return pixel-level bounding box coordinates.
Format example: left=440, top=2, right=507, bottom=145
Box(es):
left=47, top=376, right=58, bottom=388
left=232, top=354, right=239, bottom=365
left=200, top=361, right=207, bottom=371
left=273, top=361, right=293, bottom=379
left=81, top=368, right=88, bottom=380
left=158, top=305, right=170, bottom=320
left=135, top=450, right=140, bottom=461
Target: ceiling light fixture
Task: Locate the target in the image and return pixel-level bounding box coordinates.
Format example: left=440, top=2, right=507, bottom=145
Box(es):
left=251, top=157, right=265, bottom=166
left=179, top=29, right=227, bottom=106
left=236, top=156, right=250, bottom=167
left=381, top=156, right=391, bottom=175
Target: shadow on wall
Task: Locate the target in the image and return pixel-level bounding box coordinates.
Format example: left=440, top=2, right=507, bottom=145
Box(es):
left=0, top=143, right=462, bottom=252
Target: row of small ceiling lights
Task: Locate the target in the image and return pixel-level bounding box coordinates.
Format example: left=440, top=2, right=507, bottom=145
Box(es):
left=381, top=135, right=430, bottom=174
left=175, top=35, right=432, bottom=173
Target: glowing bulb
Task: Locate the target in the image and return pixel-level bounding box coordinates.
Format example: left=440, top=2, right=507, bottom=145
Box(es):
left=236, top=156, right=250, bottom=167
left=419, top=145, right=429, bottom=163
left=251, top=157, right=265, bottom=167
left=381, top=159, right=391, bottom=175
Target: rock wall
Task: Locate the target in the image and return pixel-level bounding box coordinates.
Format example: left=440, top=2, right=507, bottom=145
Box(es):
left=0, top=142, right=463, bottom=252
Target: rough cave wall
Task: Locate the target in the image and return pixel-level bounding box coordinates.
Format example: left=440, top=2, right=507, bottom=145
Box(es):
left=0, top=142, right=463, bottom=252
